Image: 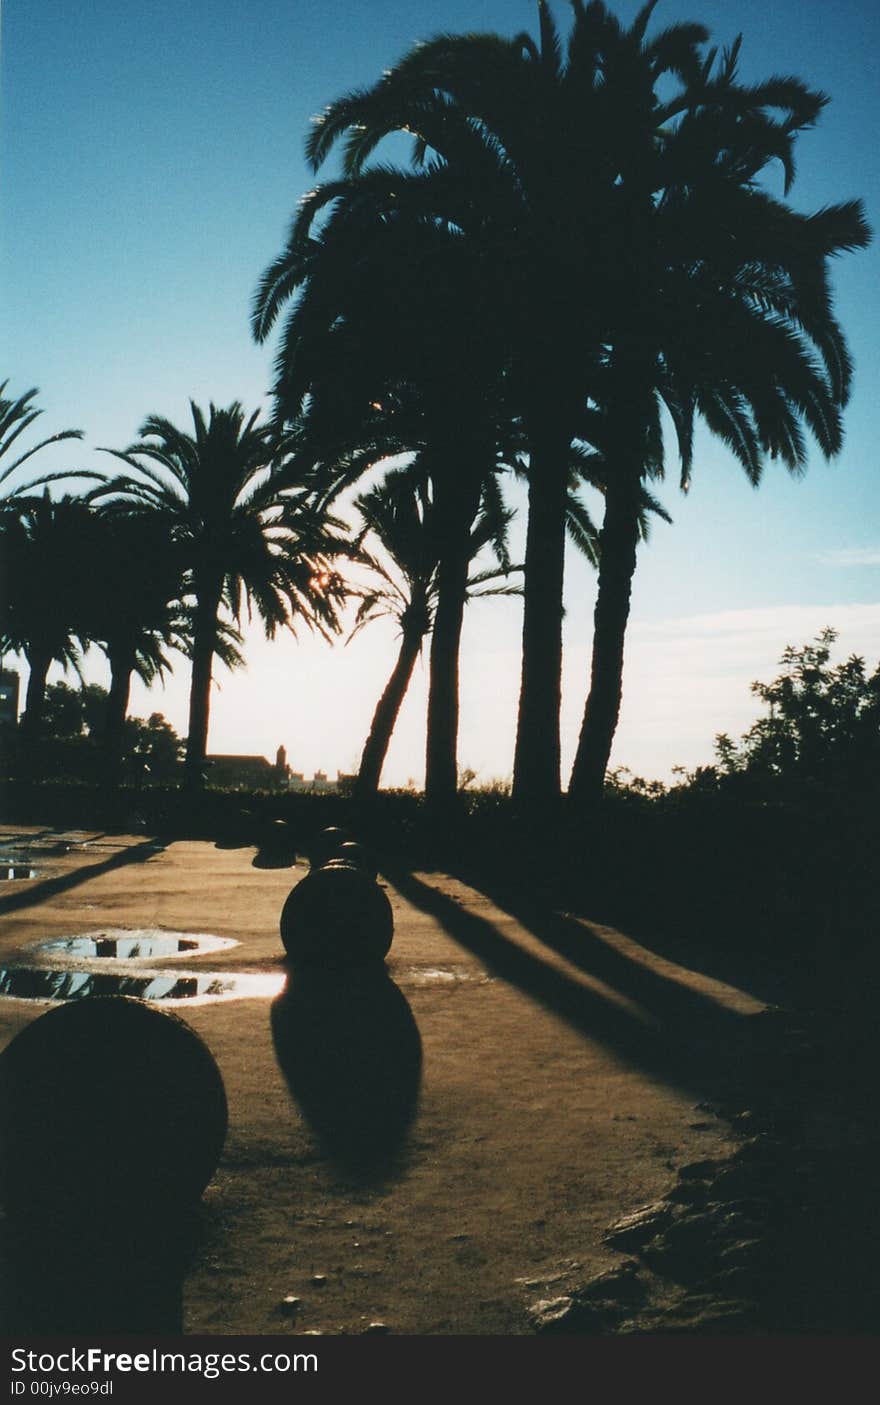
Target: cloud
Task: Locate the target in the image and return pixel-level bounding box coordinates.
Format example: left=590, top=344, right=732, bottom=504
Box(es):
left=74, top=597, right=880, bottom=790
left=594, top=601, right=880, bottom=779
left=817, top=547, right=880, bottom=567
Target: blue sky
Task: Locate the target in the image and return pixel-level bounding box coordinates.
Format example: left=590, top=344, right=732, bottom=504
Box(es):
left=2, top=0, right=878, bottom=784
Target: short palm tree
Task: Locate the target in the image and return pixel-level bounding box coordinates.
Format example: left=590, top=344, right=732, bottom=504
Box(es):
left=91, top=401, right=350, bottom=788
left=349, top=464, right=522, bottom=799
left=82, top=506, right=189, bottom=781
left=0, top=492, right=95, bottom=750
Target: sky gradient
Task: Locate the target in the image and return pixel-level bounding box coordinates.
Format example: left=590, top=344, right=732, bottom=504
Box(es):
left=2, top=0, right=878, bottom=785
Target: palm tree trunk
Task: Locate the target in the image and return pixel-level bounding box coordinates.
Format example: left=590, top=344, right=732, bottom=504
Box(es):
left=425, top=478, right=480, bottom=807
left=568, top=339, right=656, bottom=805
left=184, top=579, right=223, bottom=792
left=568, top=470, right=642, bottom=805
left=18, top=649, right=52, bottom=779
left=512, top=428, right=570, bottom=806
left=104, top=648, right=134, bottom=786
left=20, top=649, right=52, bottom=742
left=355, top=627, right=424, bottom=801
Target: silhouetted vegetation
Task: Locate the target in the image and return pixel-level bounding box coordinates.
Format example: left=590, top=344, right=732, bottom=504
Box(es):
left=0, top=5, right=872, bottom=815
left=261, top=0, right=868, bottom=810
left=349, top=465, right=521, bottom=799
left=709, top=629, right=880, bottom=800
left=91, top=401, right=351, bottom=790
left=2, top=681, right=183, bottom=785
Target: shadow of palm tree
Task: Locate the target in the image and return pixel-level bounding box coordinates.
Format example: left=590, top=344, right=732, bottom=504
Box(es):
left=271, top=964, right=422, bottom=1182
left=382, top=862, right=766, bottom=1104
left=0, top=838, right=163, bottom=916
left=443, top=870, right=763, bottom=1032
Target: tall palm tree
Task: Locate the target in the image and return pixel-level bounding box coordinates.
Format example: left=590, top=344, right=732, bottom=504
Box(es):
left=566, top=26, right=871, bottom=802
left=90, top=401, right=350, bottom=789
left=302, top=0, right=613, bottom=803
left=301, top=0, right=869, bottom=808
left=255, top=183, right=668, bottom=803
left=254, top=181, right=515, bottom=805
left=349, top=464, right=522, bottom=800
left=0, top=492, right=95, bottom=751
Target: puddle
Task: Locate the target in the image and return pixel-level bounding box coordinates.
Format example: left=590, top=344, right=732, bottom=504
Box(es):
left=37, top=930, right=238, bottom=961
left=392, top=965, right=492, bottom=987
left=0, top=865, right=37, bottom=881
left=0, top=966, right=285, bottom=1005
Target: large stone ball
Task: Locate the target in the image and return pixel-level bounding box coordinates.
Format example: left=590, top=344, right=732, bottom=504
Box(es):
left=0, top=996, right=228, bottom=1217
left=280, top=865, right=393, bottom=967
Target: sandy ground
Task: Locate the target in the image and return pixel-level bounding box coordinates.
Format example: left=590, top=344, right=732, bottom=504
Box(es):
left=0, top=825, right=773, bottom=1335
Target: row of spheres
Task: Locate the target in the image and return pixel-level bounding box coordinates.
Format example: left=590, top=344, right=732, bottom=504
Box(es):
left=279, top=827, right=393, bottom=967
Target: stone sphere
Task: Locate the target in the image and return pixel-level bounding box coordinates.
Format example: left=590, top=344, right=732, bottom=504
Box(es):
left=309, top=826, right=352, bottom=868
left=0, top=996, right=228, bottom=1216
left=280, top=865, right=393, bottom=967
left=330, top=841, right=378, bottom=880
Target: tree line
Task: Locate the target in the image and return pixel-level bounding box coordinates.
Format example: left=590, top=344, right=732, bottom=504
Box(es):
left=0, top=2, right=870, bottom=808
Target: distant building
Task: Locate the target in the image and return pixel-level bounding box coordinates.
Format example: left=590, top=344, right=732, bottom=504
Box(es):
left=0, top=670, right=20, bottom=729
left=274, top=745, right=290, bottom=787
left=203, top=747, right=344, bottom=791
left=204, top=753, right=276, bottom=788
left=287, top=768, right=347, bottom=793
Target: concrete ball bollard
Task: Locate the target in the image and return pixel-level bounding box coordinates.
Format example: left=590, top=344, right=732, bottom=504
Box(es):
left=0, top=995, right=228, bottom=1217
left=309, top=826, right=352, bottom=868
left=328, top=841, right=378, bottom=880
left=280, top=865, right=393, bottom=967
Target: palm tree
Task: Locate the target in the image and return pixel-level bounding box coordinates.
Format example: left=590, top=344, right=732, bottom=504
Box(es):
left=302, top=0, right=612, bottom=803
left=90, top=401, right=350, bottom=789
left=0, top=381, right=82, bottom=494
left=254, top=178, right=515, bottom=806
left=349, top=464, right=522, bottom=800
left=80, top=507, right=188, bottom=781
left=255, top=182, right=668, bottom=803
left=301, top=0, right=869, bottom=808
left=0, top=492, right=95, bottom=752
left=566, top=29, right=871, bottom=802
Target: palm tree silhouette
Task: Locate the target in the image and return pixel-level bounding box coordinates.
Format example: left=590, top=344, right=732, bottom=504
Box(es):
left=564, top=21, right=871, bottom=802
left=80, top=507, right=189, bottom=782
left=91, top=401, right=349, bottom=789
left=0, top=381, right=82, bottom=494
left=0, top=492, right=95, bottom=753
left=300, top=0, right=869, bottom=807
left=254, top=180, right=513, bottom=805
left=255, top=180, right=668, bottom=803
left=349, top=464, right=521, bottom=799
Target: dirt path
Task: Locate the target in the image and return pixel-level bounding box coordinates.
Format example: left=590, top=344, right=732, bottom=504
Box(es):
left=0, top=827, right=771, bottom=1335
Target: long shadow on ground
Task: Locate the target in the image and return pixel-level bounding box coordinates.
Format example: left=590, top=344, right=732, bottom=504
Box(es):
left=271, top=963, right=422, bottom=1184
left=381, top=862, right=770, bottom=1108
left=0, top=839, right=164, bottom=918
left=415, top=860, right=880, bottom=1332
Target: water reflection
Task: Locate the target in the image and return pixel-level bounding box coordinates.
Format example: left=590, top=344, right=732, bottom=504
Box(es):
left=0, top=866, right=37, bottom=880
left=0, top=966, right=285, bottom=1005
left=38, top=929, right=237, bottom=960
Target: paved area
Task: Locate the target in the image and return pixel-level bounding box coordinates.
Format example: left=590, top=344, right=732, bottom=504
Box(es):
left=0, top=826, right=764, bottom=1334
